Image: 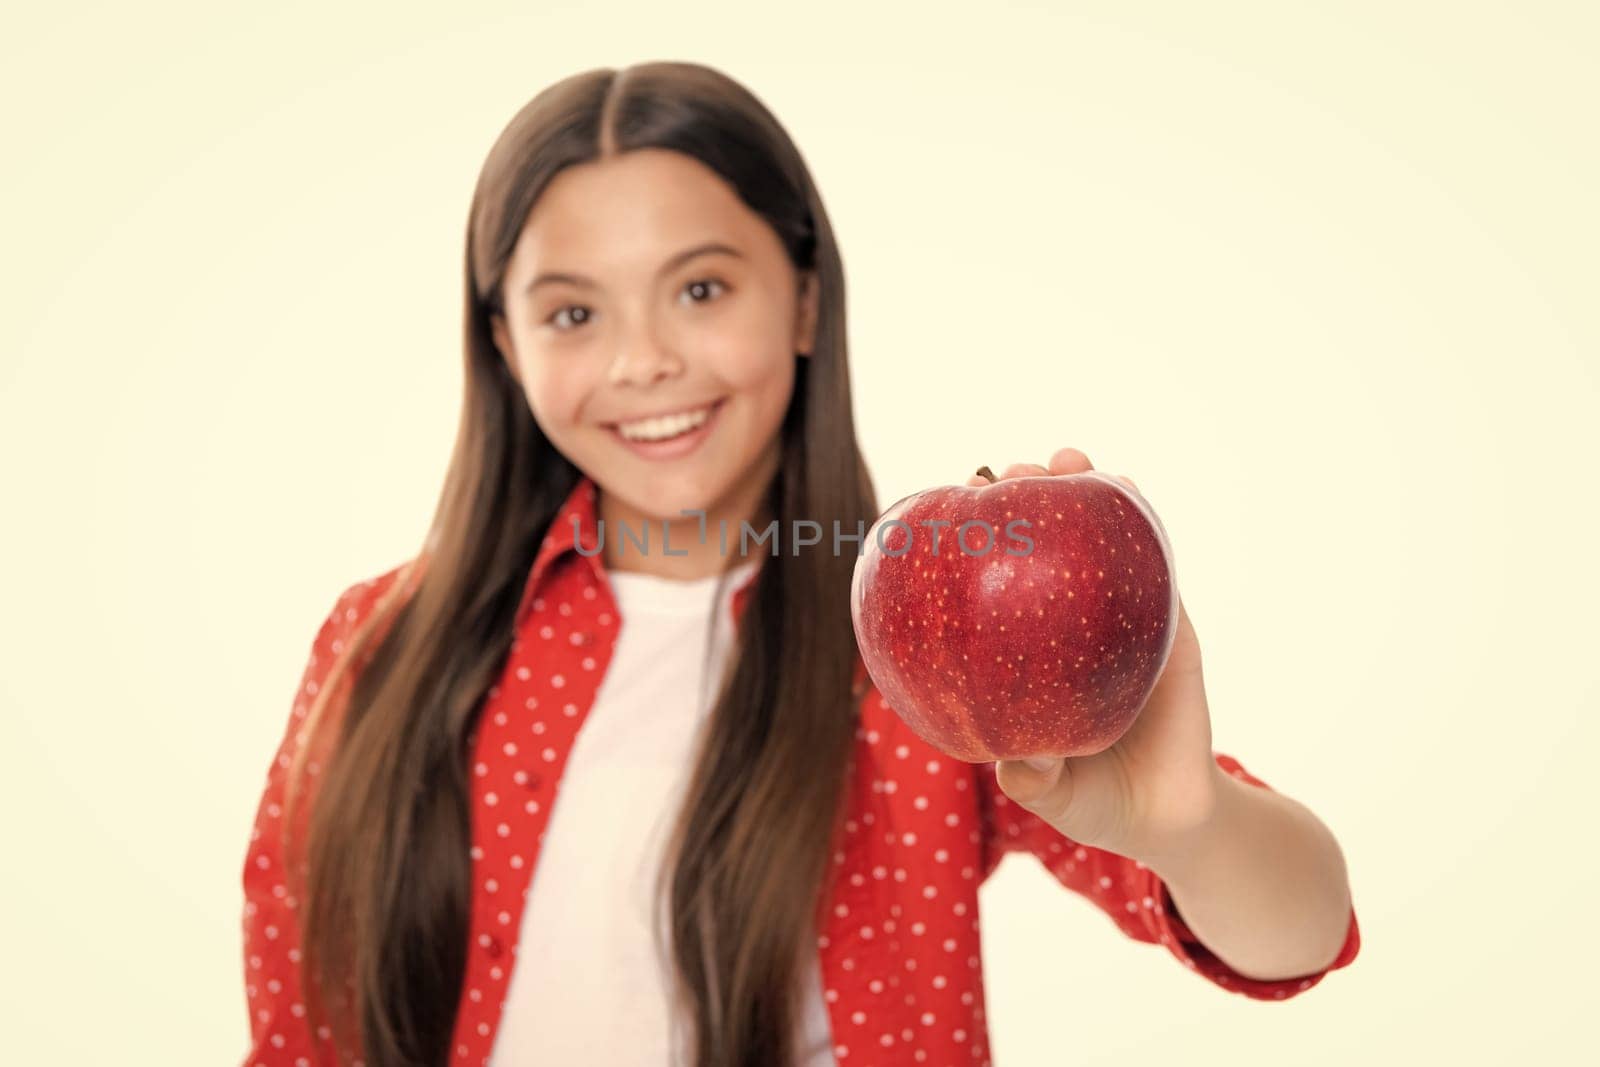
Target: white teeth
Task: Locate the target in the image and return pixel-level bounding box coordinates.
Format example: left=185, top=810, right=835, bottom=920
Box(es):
left=616, top=403, right=715, bottom=442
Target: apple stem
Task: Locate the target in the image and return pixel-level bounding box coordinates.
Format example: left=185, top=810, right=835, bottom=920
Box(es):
left=974, top=465, right=997, bottom=484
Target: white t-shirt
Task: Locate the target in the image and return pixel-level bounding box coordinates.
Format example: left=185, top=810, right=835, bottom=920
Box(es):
left=489, top=556, right=835, bottom=1067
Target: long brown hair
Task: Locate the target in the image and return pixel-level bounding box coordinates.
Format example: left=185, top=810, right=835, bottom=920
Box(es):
left=281, top=61, right=878, bottom=1066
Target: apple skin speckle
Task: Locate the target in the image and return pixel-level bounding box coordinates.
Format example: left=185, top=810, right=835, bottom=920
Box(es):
left=849, top=472, right=1178, bottom=763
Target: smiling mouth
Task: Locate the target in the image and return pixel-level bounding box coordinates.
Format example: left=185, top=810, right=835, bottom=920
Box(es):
left=607, top=398, right=724, bottom=443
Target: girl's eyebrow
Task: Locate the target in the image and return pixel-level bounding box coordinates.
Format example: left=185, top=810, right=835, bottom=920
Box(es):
left=523, top=240, right=744, bottom=295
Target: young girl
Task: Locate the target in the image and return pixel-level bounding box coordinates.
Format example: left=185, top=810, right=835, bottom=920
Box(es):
left=240, top=61, right=1360, bottom=1067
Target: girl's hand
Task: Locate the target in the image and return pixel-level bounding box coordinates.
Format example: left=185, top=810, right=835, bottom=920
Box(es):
left=975, top=447, right=1222, bottom=863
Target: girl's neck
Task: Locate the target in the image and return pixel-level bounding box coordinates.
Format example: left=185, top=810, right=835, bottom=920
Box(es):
left=596, top=482, right=775, bottom=583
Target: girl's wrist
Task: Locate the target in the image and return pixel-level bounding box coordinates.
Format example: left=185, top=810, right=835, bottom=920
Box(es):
left=1123, top=760, right=1234, bottom=872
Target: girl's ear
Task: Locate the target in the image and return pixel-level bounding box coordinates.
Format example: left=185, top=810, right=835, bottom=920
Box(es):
left=490, top=311, right=521, bottom=384
left=795, top=271, right=819, bottom=357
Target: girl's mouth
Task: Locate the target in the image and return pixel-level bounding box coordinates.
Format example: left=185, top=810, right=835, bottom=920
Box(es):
left=606, top=397, right=726, bottom=460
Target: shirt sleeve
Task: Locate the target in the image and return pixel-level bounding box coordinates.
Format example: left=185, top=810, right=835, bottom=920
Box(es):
left=239, top=581, right=373, bottom=1066
left=976, top=750, right=1360, bottom=1001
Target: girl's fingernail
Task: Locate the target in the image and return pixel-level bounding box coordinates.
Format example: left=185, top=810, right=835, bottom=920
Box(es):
left=1023, top=757, right=1057, bottom=772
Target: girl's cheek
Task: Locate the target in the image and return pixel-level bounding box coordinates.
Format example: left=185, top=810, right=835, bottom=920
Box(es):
left=515, top=375, right=572, bottom=435
left=732, top=348, right=798, bottom=394
left=521, top=359, right=595, bottom=427
left=697, top=325, right=790, bottom=389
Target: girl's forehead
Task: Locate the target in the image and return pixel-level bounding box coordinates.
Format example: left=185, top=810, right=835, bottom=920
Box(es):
left=511, top=152, right=773, bottom=272
left=508, top=235, right=782, bottom=310
left=532, top=151, right=748, bottom=235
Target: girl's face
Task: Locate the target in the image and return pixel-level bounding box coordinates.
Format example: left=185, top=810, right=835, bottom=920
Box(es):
left=490, top=147, right=818, bottom=533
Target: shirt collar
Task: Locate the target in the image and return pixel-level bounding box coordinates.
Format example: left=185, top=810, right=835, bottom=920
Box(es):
left=512, top=473, right=769, bottom=632
left=510, top=472, right=868, bottom=693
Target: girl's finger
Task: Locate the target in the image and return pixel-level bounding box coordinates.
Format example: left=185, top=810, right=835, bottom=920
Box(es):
left=994, top=756, right=1067, bottom=809
left=1001, top=462, right=1049, bottom=480
left=1047, top=447, right=1093, bottom=475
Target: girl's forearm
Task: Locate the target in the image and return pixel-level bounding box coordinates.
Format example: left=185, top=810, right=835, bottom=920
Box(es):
left=1134, top=763, right=1355, bottom=981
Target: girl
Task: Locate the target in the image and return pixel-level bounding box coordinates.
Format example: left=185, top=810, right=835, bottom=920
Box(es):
left=240, top=61, right=1360, bottom=1067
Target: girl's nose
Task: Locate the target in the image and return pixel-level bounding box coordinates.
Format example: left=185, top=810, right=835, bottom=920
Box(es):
left=606, top=332, right=684, bottom=387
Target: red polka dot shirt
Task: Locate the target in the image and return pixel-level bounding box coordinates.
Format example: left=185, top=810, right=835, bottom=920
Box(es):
left=240, top=475, right=1361, bottom=1066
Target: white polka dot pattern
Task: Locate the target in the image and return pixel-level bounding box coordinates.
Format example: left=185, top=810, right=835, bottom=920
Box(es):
left=239, top=475, right=1360, bottom=1066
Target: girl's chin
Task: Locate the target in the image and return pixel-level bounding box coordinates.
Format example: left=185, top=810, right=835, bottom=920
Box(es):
left=599, top=473, right=726, bottom=524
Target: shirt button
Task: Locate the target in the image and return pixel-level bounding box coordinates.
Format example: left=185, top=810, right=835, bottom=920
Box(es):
left=524, top=773, right=543, bottom=792
left=484, top=936, right=503, bottom=959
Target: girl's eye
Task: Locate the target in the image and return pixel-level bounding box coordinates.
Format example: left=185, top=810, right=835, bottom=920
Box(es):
left=681, top=277, right=727, bottom=305
left=545, top=278, right=725, bottom=332
left=547, top=305, right=591, bottom=331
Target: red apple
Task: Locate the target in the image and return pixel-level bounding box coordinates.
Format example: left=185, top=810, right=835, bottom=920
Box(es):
left=849, top=469, right=1179, bottom=763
